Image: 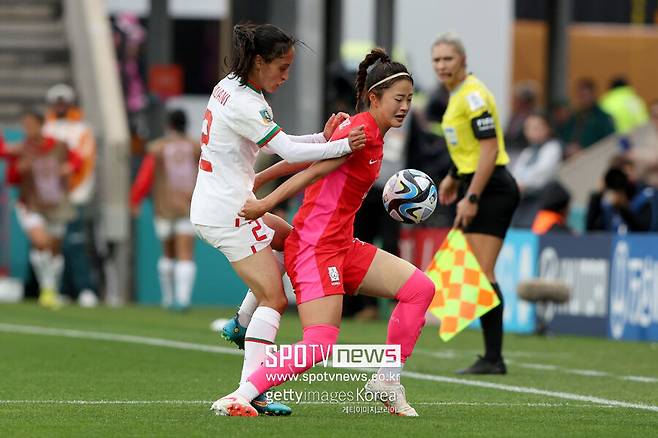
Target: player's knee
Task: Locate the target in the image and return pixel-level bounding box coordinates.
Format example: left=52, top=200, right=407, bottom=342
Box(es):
left=417, top=272, right=436, bottom=308
left=396, top=270, right=435, bottom=309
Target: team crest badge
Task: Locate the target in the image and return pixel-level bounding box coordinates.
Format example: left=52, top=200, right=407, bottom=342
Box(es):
left=259, top=108, right=273, bottom=124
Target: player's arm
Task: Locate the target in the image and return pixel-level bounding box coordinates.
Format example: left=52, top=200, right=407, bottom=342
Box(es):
left=464, top=96, right=499, bottom=198
left=240, top=156, right=348, bottom=220
left=454, top=91, right=499, bottom=228
left=129, top=154, right=156, bottom=211
left=263, top=124, right=364, bottom=163
left=254, top=160, right=313, bottom=192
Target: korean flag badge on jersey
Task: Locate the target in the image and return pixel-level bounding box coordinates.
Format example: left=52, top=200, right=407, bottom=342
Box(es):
left=259, top=108, right=274, bottom=125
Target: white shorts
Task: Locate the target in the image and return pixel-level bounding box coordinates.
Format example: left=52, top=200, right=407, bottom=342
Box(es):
left=193, top=218, right=274, bottom=262
left=15, top=204, right=66, bottom=238
left=154, top=216, right=195, bottom=240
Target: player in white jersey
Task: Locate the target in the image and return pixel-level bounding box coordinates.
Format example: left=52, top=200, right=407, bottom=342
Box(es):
left=190, top=23, right=366, bottom=416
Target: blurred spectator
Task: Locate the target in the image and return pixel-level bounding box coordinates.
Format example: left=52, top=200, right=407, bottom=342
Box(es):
left=505, top=80, right=539, bottom=163
left=531, top=181, right=572, bottom=234
left=651, top=99, right=658, bottom=131
left=643, top=162, right=658, bottom=231
left=113, top=13, right=148, bottom=140
left=586, top=165, right=654, bottom=233
left=7, top=112, right=81, bottom=308
left=130, top=110, right=199, bottom=310
left=560, top=78, right=615, bottom=159
left=511, top=111, right=563, bottom=228
left=550, top=99, right=573, bottom=143
left=43, top=84, right=100, bottom=307
left=599, top=77, right=649, bottom=135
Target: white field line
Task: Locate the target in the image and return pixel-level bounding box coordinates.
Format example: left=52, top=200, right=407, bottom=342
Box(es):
left=509, top=361, right=658, bottom=383
left=0, top=400, right=615, bottom=409
left=1, top=323, right=657, bottom=413
left=414, top=347, right=571, bottom=359
left=416, top=349, right=658, bottom=384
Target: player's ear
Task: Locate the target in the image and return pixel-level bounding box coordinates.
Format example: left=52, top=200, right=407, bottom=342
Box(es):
left=253, top=54, right=264, bottom=71
left=368, top=91, right=378, bottom=108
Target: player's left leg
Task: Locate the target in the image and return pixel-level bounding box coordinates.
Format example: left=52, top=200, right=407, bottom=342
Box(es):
left=356, top=248, right=435, bottom=416
left=220, top=213, right=293, bottom=348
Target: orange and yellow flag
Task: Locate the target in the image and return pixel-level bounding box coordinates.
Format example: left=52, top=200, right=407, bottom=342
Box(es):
left=425, top=229, right=500, bottom=341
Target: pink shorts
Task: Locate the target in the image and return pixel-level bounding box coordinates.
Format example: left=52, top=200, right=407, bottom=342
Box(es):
left=285, top=237, right=378, bottom=305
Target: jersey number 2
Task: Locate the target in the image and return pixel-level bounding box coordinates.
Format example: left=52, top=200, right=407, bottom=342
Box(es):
left=201, top=109, right=213, bottom=146
left=249, top=219, right=268, bottom=242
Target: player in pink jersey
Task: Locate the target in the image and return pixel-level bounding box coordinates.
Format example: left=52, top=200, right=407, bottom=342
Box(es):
left=211, top=48, right=435, bottom=417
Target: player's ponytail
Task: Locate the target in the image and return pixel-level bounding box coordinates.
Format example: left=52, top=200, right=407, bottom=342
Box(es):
left=355, top=48, right=413, bottom=111
left=228, top=23, right=297, bottom=87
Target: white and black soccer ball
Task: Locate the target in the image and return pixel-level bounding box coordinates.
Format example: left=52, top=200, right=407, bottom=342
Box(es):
left=382, top=169, right=437, bottom=224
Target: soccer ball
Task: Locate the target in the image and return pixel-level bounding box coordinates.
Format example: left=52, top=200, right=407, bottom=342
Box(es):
left=382, top=169, right=437, bottom=224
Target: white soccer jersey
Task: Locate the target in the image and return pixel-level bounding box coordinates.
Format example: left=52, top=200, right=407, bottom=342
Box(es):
left=190, top=76, right=276, bottom=226
left=191, top=75, right=354, bottom=227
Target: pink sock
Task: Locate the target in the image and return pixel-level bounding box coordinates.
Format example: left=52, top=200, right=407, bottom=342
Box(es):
left=247, top=324, right=339, bottom=394
left=387, top=269, right=435, bottom=363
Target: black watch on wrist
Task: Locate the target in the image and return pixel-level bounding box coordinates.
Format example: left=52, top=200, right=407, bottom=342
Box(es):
left=467, top=193, right=479, bottom=204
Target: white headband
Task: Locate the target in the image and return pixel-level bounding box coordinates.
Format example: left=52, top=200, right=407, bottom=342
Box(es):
left=367, top=72, right=411, bottom=92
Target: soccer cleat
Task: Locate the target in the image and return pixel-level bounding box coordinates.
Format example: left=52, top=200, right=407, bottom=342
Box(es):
left=251, top=393, right=292, bottom=416
left=38, top=288, right=61, bottom=310
left=219, top=313, right=246, bottom=350
left=364, top=376, right=419, bottom=416
left=456, top=355, right=507, bottom=375
left=210, top=394, right=258, bottom=417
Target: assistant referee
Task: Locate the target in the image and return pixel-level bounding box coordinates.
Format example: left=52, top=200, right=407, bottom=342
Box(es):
left=432, top=32, right=520, bottom=375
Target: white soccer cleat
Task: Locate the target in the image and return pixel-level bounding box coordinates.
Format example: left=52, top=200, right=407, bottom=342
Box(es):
left=210, top=394, right=258, bottom=417
left=365, top=376, right=419, bottom=417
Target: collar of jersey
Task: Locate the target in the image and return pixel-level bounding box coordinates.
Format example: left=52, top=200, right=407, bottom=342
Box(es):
left=245, top=81, right=263, bottom=94
left=449, top=73, right=473, bottom=97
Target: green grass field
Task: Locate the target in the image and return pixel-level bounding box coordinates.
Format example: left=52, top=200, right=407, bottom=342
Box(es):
left=1, top=302, right=657, bottom=437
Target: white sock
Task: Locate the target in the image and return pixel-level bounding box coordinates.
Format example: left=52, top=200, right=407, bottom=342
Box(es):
left=237, top=291, right=258, bottom=327
left=157, top=257, right=175, bottom=307
left=174, top=260, right=196, bottom=308
left=376, top=365, right=403, bottom=383
left=240, top=306, right=281, bottom=384
left=50, top=254, right=64, bottom=293
left=234, top=381, right=260, bottom=402
left=29, top=249, right=48, bottom=289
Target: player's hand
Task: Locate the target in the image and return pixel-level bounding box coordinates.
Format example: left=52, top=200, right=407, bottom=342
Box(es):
left=453, top=197, right=478, bottom=229
left=347, top=125, right=366, bottom=152
left=323, top=112, right=350, bottom=141
left=438, top=175, right=459, bottom=205
left=239, top=198, right=270, bottom=220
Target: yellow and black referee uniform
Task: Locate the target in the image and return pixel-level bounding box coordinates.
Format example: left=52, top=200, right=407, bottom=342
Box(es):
left=442, top=74, right=520, bottom=238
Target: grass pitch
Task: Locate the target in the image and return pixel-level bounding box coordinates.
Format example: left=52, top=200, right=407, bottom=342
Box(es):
left=1, top=303, right=657, bottom=437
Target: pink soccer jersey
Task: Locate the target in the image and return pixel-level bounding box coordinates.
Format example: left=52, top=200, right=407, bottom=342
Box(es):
left=285, top=112, right=384, bottom=303
left=290, top=112, right=384, bottom=251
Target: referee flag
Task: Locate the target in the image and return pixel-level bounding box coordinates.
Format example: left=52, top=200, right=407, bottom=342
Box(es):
left=425, top=229, right=500, bottom=341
